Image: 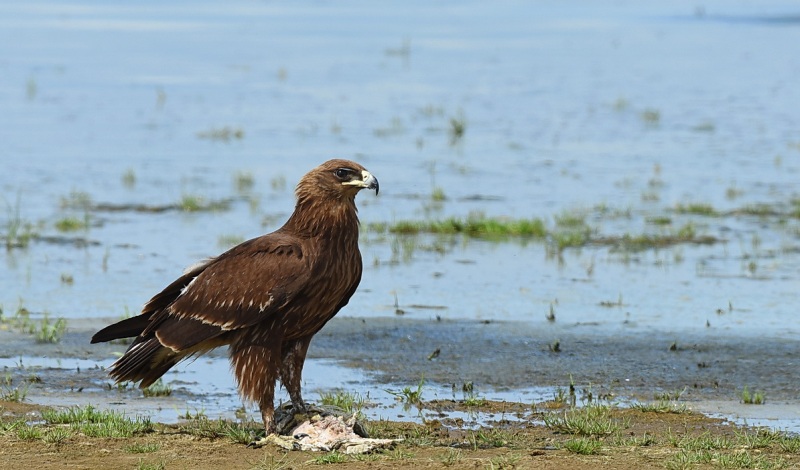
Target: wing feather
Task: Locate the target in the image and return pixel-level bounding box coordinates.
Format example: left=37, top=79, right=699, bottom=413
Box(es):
left=143, top=233, right=313, bottom=344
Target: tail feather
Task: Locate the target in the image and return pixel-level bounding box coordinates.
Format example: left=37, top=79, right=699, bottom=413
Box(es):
left=91, top=315, right=151, bottom=344
left=106, top=328, right=226, bottom=388
left=92, top=259, right=209, bottom=345
left=92, top=257, right=226, bottom=387
left=108, top=336, right=181, bottom=388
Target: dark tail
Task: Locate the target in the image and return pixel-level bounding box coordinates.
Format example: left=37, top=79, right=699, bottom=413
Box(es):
left=91, top=315, right=151, bottom=344
left=92, top=314, right=179, bottom=387
left=97, top=315, right=223, bottom=388
left=92, top=259, right=209, bottom=344
left=107, top=336, right=182, bottom=388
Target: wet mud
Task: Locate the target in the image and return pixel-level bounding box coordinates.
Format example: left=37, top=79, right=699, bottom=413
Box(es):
left=315, top=317, right=799, bottom=402
left=2, top=316, right=797, bottom=429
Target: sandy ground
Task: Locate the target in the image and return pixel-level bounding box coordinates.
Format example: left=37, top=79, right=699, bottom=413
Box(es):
left=2, top=399, right=800, bottom=470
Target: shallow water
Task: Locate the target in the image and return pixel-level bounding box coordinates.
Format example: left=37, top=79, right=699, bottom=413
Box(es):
left=4, top=348, right=798, bottom=433
left=2, top=0, right=799, bottom=430
left=0, top=353, right=548, bottom=429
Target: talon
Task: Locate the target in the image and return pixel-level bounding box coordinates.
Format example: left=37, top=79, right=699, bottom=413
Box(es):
left=294, top=401, right=308, bottom=414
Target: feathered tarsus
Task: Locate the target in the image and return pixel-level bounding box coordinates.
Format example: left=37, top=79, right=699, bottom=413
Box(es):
left=92, top=159, right=378, bottom=435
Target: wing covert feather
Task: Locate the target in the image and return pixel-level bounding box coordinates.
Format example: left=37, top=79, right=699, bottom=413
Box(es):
left=164, top=235, right=313, bottom=332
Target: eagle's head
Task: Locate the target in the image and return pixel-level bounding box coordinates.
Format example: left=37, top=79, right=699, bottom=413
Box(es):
left=296, top=159, right=379, bottom=204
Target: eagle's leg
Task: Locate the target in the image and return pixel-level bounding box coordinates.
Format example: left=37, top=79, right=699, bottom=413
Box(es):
left=279, top=336, right=313, bottom=414
left=230, top=341, right=281, bottom=439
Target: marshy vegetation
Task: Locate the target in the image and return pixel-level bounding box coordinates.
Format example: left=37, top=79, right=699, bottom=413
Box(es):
left=0, top=302, right=67, bottom=344
left=318, top=390, right=367, bottom=416
left=741, top=386, right=766, bottom=405
left=387, top=377, right=426, bottom=407
left=196, top=126, right=245, bottom=142
left=365, top=209, right=719, bottom=256
left=39, top=405, right=153, bottom=437
left=5, top=159, right=798, bottom=268
left=1, top=373, right=30, bottom=402
left=3, top=195, right=38, bottom=249
left=141, top=379, right=172, bottom=398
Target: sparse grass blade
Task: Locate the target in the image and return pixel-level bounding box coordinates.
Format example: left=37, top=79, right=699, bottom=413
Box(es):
left=563, top=437, right=602, bottom=455
left=386, top=377, right=425, bottom=405
left=142, top=379, right=172, bottom=397
left=311, top=451, right=348, bottom=464
left=1, top=373, right=30, bottom=402
left=543, top=404, right=629, bottom=437
left=34, top=314, right=67, bottom=343
left=741, top=385, right=766, bottom=404
left=124, top=442, right=161, bottom=454
left=318, top=390, right=366, bottom=415
left=42, top=426, right=72, bottom=444
left=632, top=400, right=688, bottom=414
left=41, top=405, right=153, bottom=437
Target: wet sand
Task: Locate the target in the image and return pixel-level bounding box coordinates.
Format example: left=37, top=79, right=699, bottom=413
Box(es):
left=2, top=316, right=797, bottom=429
left=313, top=317, right=799, bottom=402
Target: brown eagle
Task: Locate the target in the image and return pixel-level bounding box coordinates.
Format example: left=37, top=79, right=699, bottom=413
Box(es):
left=91, top=159, right=378, bottom=437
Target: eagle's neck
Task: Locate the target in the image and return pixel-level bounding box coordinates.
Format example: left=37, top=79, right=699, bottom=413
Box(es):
left=283, top=196, right=360, bottom=242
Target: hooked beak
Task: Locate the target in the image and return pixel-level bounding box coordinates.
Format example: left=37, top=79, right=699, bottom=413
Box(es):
left=343, top=170, right=379, bottom=196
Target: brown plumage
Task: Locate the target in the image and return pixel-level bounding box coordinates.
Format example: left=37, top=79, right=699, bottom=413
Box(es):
left=91, top=159, right=378, bottom=434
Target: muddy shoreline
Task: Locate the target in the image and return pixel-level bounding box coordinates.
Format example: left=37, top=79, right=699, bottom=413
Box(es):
left=3, top=315, right=797, bottom=404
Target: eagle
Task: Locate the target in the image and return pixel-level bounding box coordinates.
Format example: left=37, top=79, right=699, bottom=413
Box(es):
left=91, top=159, right=378, bottom=439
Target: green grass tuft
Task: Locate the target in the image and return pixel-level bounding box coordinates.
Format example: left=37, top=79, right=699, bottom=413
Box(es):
left=439, top=448, right=463, bottom=467
left=41, top=405, right=153, bottom=437
left=178, top=195, right=231, bottom=212
left=674, top=203, right=717, bottom=216
left=223, top=421, right=254, bottom=445
left=4, top=194, right=37, bottom=249
left=741, top=385, right=765, bottom=405
left=318, top=390, right=366, bottom=415
left=543, top=404, right=629, bottom=437
left=59, top=191, right=92, bottom=210
left=16, top=424, right=42, bottom=440
left=646, top=216, right=672, bottom=225
left=632, top=400, right=688, bottom=414
left=471, top=428, right=522, bottom=449
left=1, top=373, right=29, bottom=402
left=55, top=215, right=89, bottom=232
left=641, top=108, right=660, bottom=125
left=387, top=377, right=425, bottom=406
left=125, top=442, right=161, bottom=454
left=33, top=313, right=67, bottom=343
left=135, top=459, right=167, bottom=470
left=448, top=113, right=466, bottom=143
left=563, top=437, right=602, bottom=455
left=42, top=427, right=72, bottom=444
left=378, top=214, right=547, bottom=240
left=178, top=417, right=255, bottom=443
left=142, top=379, right=172, bottom=397
left=311, top=451, right=348, bottom=464
left=122, top=168, right=136, bottom=187
left=0, top=303, right=66, bottom=344
left=667, top=430, right=733, bottom=451
left=197, top=126, right=244, bottom=141
left=233, top=171, right=255, bottom=192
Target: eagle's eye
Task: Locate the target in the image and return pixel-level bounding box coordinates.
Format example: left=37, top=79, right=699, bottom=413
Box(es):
left=334, top=168, right=352, bottom=180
